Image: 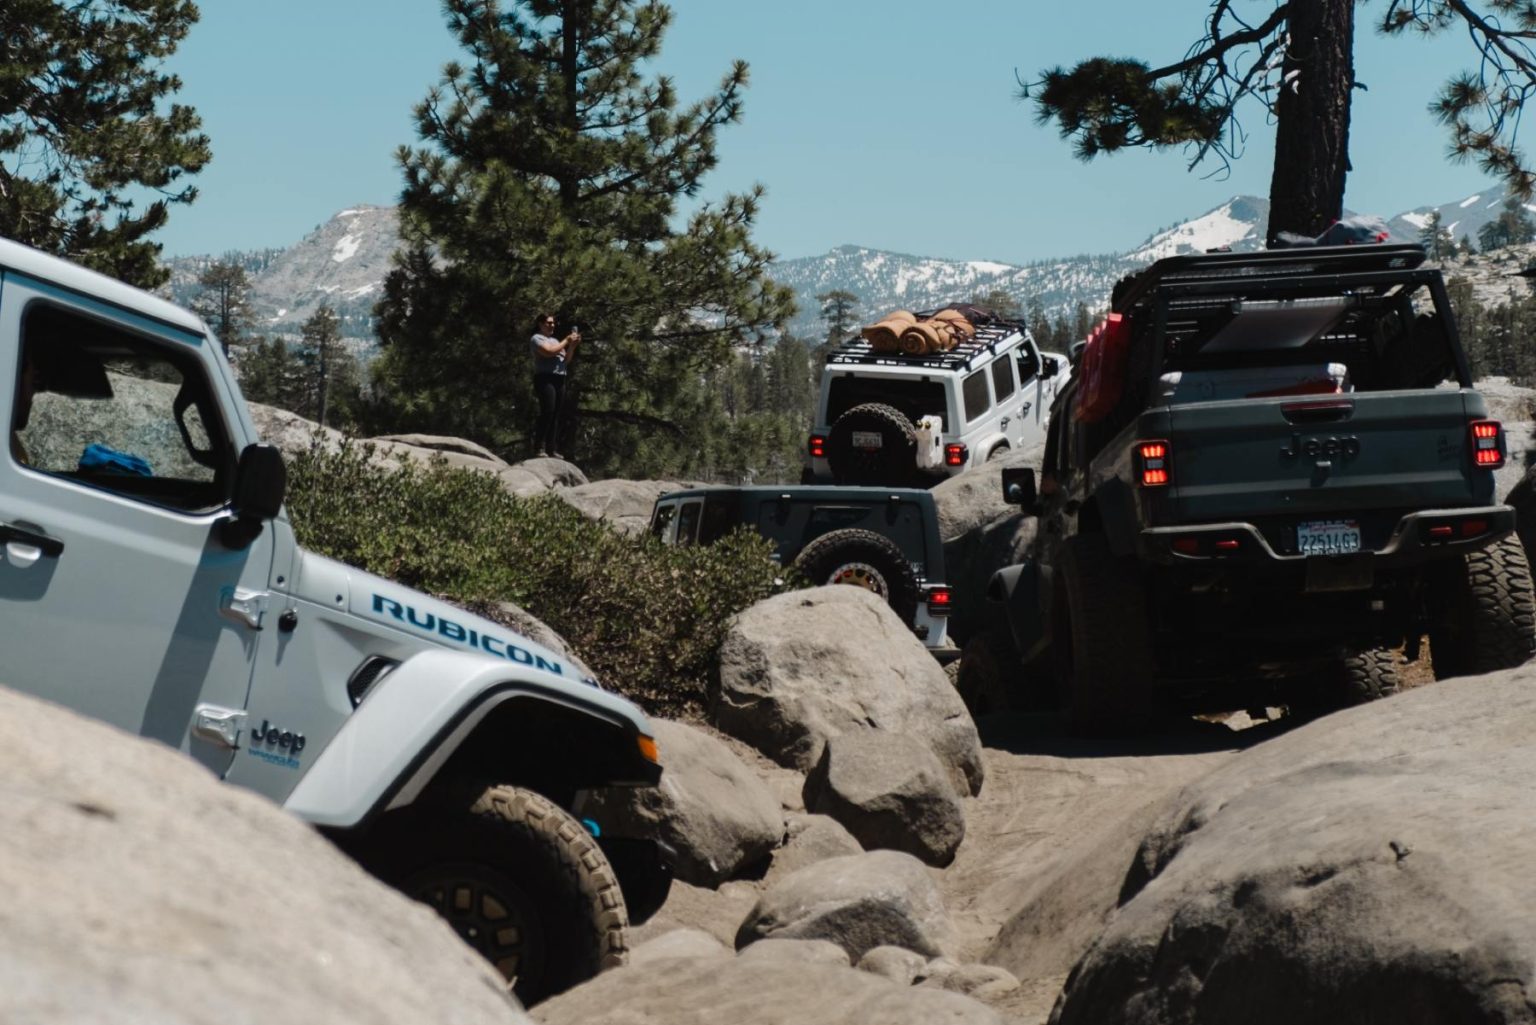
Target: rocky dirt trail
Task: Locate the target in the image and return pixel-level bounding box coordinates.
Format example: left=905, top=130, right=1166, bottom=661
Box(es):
left=627, top=706, right=1298, bottom=1024
left=942, top=714, right=1288, bottom=1022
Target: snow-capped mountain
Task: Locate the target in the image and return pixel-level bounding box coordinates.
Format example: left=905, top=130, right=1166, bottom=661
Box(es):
left=162, top=187, right=1527, bottom=345
left=164, top=206, right=398, bottom=340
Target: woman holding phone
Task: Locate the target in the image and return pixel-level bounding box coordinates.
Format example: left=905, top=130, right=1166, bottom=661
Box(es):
left=529, top=312, right=580, bottom=458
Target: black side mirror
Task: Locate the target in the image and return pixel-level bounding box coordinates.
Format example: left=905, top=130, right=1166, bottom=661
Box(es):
left=1069, top=340, right=1087, bottom=367
left=1001, top=466, right=1038, bottom=515
left=1040, top=355, right=1060, bottom=380
left=221, top=443, right=287, bottom=548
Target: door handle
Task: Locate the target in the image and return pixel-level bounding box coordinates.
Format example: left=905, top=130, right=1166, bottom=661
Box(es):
left=0, top=522, right=64, bottom=559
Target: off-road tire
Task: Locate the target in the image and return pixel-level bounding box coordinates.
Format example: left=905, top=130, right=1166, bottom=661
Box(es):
left=955, top=630, right=1012, bottom=715
left=1053, top=532, right=1154, bottom=731
left=1429, top=535, right=1536, bottom=680
left=827, top=402, right=917, bottom=486
left=794, top=527, right=920, bottom=625
left=1337, top=649, right=1401, bottom=705
left=954, top=628, right=1051, bottom=714
left=372, top=783, right=627, bottom=1006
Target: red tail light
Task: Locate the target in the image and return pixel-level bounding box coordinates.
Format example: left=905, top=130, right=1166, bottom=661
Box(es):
left=1470, top=420, right=1505, bottom=469
left=944, top=443, right=967, bottom=467
left=926, top=586, right=953, bottom=615
left=1135, top=439, right=1171, bottom=487
left=809, top=434, right=827, bottom=459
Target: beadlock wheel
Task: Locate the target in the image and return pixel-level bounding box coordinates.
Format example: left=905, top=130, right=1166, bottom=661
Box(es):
left=405, top=861, right=542, bottom=986
left=828, top=560, right=890, bottom=597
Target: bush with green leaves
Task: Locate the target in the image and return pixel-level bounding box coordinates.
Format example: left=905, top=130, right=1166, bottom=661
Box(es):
left=284, top=443, right=783, bottom=717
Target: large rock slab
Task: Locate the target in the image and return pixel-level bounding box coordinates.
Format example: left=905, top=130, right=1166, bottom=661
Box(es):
left=556, top=479, right=697, bottom=535
left=714, top=586, right=984, bottom=796
left=369, top=433, right=508, bottom=473
left=1052, top=665, right=1536, bottom=1025
left=536, top=955, right=1005, bottom=1025
left=582, top=719, right=784, bottom=887
left=0, top=685, right=526, bottom=1025
left=802, top=730, right=965, bottom=867
left=736, top=850, right=957, bottom=961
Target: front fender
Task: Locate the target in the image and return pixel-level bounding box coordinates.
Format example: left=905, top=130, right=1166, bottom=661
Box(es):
left=284, top=648, right=656, bottom=829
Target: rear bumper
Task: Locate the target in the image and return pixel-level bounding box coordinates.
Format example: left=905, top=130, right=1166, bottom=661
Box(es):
left=1139, top=506, right=1515, bottom=569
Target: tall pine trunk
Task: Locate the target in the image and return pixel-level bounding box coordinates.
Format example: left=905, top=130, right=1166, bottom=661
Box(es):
left=1265, top=0, right=1354, bottom=245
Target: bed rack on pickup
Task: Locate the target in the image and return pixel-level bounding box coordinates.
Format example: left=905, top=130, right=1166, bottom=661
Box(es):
left=826, top=320, right=1024, bottom=372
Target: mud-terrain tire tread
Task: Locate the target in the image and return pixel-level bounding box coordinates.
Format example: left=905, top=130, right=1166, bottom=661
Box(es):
left=373, top=783, right=627, bottom=1005
left=1338, top=649, right=1401, bottom=705
left=795, top=527, right=921, bottom=625
left=1430, top=535, right=1536, bottom=679
left=1055, top=532, right=1154, bottom=731
left=827, top=402, right=917, bottom=485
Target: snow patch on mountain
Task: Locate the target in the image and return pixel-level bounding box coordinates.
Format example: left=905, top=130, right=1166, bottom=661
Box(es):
left=1461, top=194, right=1483, bottom=208
left=1129, top=197, right=1265, bottom=260
left=1400, top=211, right=1430, bottom=229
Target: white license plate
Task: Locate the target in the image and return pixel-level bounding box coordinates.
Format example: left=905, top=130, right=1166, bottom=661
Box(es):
left=1298, top=519, right=1362, bottom=556
left=851, top=431, right=883, bottom=450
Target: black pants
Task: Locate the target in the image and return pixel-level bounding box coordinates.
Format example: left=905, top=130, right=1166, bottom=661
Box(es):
left=533, top=372, right=567, bottom=455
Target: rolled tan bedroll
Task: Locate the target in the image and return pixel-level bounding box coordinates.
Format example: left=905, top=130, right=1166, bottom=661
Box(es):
left=930, top=308, right=976, bottom=339
left=899, top=320, right=947, bottom=355
left=861, top=310, right=917, bottom=352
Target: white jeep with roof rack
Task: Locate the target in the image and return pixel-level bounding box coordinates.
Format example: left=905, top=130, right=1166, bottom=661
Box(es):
left=807, top=310, right=1072, bottom=486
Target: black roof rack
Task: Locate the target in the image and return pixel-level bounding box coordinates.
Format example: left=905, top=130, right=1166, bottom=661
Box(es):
left=1113, top=243, right=1430, bottom=313
left=826, top=319, right=1025, bottom=372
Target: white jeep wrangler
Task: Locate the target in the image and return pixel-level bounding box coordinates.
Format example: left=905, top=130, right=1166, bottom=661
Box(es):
left=0, top=238, right=669, bottom=1005
left=807, top=311, right=1071, bottom=486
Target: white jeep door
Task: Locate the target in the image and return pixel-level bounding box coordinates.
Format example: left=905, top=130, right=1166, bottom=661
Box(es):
left=0, top=277, right=273, bottom=778
left=1013, top=339, right=1052, bottom=447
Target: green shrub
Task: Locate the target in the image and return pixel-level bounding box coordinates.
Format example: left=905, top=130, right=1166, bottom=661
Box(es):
left=285, top=443, right=783, bottom=717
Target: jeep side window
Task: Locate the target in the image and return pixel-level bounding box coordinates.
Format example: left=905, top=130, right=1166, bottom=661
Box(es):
left=698, top=496, right=736, bottom=545
left=650, top=503, right=676, bottom=539
left=962, top=369, right=991, bottom=422
left=675, top=500, right=702, bottom=546
left=1015, top=345, right=1041, bottom=382
left=14, top=303, right=234, bottom=512
left=991, top=355, right=1017, bottom=402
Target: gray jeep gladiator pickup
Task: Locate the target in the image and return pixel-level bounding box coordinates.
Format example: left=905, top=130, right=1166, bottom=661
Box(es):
left=991, top=243, right=1536, bottom=727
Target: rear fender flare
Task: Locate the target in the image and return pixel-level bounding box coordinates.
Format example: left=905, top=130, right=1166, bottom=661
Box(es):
left=284, top=648, right=654, bottom=829
left=988, top=559, right=1049, bottom=659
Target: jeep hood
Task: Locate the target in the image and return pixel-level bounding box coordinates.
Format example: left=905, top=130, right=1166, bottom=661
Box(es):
left=290, top=550, right=594, bottom=687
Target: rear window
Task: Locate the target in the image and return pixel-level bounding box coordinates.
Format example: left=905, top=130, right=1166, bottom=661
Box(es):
left=962, top=370, right=990, bottom=422
left=826, top=375, right=946, bottom=425
left=991, top=357, right=1016, bottom=401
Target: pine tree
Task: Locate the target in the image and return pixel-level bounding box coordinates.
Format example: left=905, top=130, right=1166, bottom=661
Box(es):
left=191, top=260, right=254, bottom=353
left=1478, top=195, right=1536, bottom=252
left=969, top=288, right=1022, bottom=319
left=0, top=0, right=210, bottom=287
left=373, top=0, right=793, bottom=475
left=300, top=306, right=351, bottom=429
left=1029, top=1, right=1536, bottom=243
left=1417, top=210, right=1455, bottom=262
left=817, top=290, right=861, bottom=345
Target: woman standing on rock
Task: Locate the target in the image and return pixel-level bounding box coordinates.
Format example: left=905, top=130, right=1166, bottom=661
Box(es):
left=530, top=312, right=580, bottom=458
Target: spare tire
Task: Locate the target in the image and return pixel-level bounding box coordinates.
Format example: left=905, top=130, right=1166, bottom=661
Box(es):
left=794, top=528, right=920, bottom=625
left=826, top=402, right=917, bottom=485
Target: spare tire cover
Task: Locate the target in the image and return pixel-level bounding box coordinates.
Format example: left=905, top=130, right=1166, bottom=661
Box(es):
left=827, top=402, right=917, bottom=486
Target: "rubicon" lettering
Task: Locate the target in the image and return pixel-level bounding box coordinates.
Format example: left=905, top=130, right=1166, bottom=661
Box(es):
left=371, top=594, right=565, bottom=675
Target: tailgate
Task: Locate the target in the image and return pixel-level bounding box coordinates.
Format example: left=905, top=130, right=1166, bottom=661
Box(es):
left=1163, top=390, right=1492, bottom=546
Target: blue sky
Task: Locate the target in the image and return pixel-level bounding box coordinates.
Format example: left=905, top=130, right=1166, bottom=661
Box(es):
left=156, top=0, right=1500, bottom=262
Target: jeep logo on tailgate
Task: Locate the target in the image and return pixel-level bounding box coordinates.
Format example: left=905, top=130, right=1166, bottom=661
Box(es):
left=1280, top=433, right=1361, bottom=460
